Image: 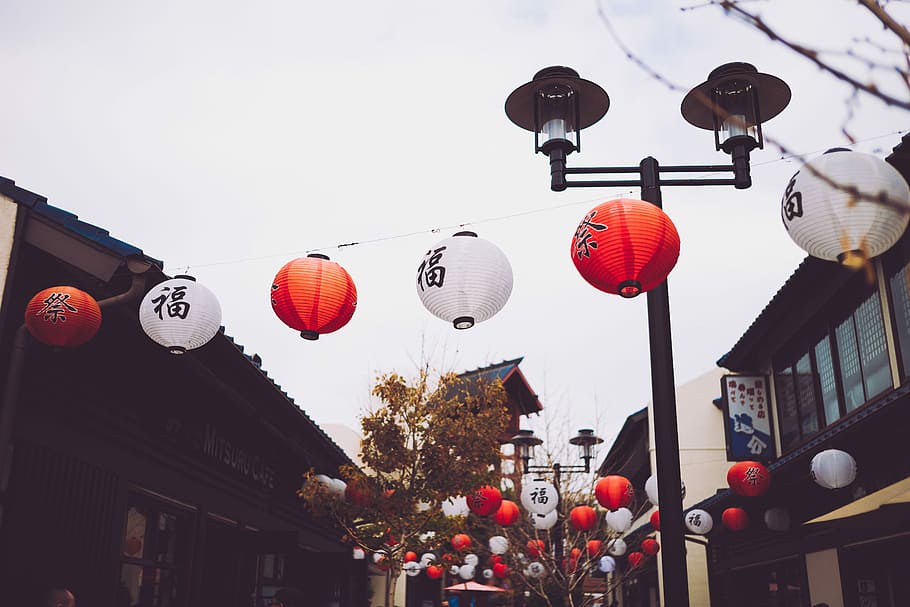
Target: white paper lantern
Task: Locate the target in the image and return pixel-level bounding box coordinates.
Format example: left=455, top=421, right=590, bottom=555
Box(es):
left=810, top=448, right=858, bottom=489
left=416, top=231, right=513, bottom=329
left=404, top=561, right=422, bottom=577
left=684, top=509, right=714, bottom=535
left=420, top=553, right=436, bottom=568
left=489, top=535, right=509, bottom=555
left=763, top=507, right=791, bottom=532
left=352, top=547, right=365, bottom=560
left=527, top=562, right=547, bottom=579
left=482, top=568, right=494, bottom=580
left=139, top=276, right=222, bottom=354
left=464, top=554, right=479, bottom=567
left=449, top=565, right=460, bottom=576
left=373, top=552, right=386, bottom=564
left=458, top=564, right=476, bottom=580
left=330, top=478, right=347, bottom=499
left=644, top=474, right=686, bottom=506
left=606, top=538, right=627, bottom=556
left=598, top=555, right=617, bottom=573
left=529, top=510, right=558, bottom=530
left=417, top=500, right=432, bottom=512
left=442, top=496, right=470, bottom=517
left=521, top=477, right=558, bottom=515
left=781, top=150, right=910, bottom=265
left=605, top=507, right=633, bottom=533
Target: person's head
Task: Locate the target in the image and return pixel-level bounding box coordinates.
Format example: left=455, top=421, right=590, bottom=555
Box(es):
left=271, top=587, right=306, bottom=607
left=45, top=588, right=75, bottom=607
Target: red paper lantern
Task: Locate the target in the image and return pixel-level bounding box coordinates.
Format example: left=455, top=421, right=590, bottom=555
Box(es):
left=489, top=555, right=502, bottom=565
left=722, top=507, right=750, bottom=532
left=571, top=198, right=681, bottom=298
left=404, top=551, right=418, bottom=563
left=426, top=564, right=445, bottom=579
left=492, top=562, right=510, bottom=578
left=492, top=499, right=520, bottom=526
left=570, top=547, right=583, bottom=561
left=641, top=538, right=660, bottom=556
left=569, top=505, right=598, bottom=531
left=627, top=551, right=645, bottom=569
left=344, top=478, right=373, bottom=506
left=595, top=475, right=635, bottom=510
left=526, top=539, right=545, bottom=558
left=25, top=286, right=102, bottom=348
left=586, top=540, right=602, bottom=557
left=270, top=254, right=357, bottom=340
left=727, top=461, right=771, bottom=497
left=650, top=510, right=661, bottom=531
left=467, top=485, right=503, bottom=516
left=451, top=533, right=472, bottom=551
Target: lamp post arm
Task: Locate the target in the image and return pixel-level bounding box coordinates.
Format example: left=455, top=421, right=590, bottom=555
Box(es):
left=549, top=158, right=752, bottom=190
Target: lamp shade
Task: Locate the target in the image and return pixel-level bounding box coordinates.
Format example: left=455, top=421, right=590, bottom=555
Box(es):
left=467, top=485, right=502, bottom=516
left=684, top=509, right=714, bottom=535
left=781, top=150, right=910, bottom=265
left=727, top=461, right=771, bottom=497
left=271, top=254, right=357, bottom=340
left=595, top=475, right=634, bottom=510
left=569, top=505, right=598, bottom=531
left=521, top=477, right=558, bottom=515
left=139, top=276, right=222, bottom=354
left=722, top=507, right=750, bottom=532
left=810, top=448, right=858, bottom=489
left=25, top=286, right=102, bottom=348
left=492, top=500, right=520, bottom=526
left=416, top=231, right=513, bottom=329
left=571, top=199, right=681, bottom=298
left=605, top=507, right=634, bottom=533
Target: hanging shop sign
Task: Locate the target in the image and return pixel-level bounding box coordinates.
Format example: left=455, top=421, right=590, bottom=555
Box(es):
left=720, top=374, right=775, bottom=461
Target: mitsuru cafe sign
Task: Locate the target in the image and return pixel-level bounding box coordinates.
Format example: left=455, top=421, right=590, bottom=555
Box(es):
left=202, top=424, right=276, bottom=489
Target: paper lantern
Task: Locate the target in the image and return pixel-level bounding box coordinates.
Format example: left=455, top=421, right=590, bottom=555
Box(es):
left=529, top=510, right=558, bottom=530
left=344, top=478, right=373, bottom=507
left=607, top=538, right=627, bottom=556
left=598, top=556, right=616, bottom=573
left=329, top=478, right=347, bottom=500
left=595, top=475, right=634, bottom=510
left=644, top=474, right=685, bottom=506
left=586, top=540, right=602, bottom=557
left=449, top=565, right=460, bottom=576
left=493, top=563, right=510, bottom=578
left=464, top=554, right=479, bottom=567
left=571, top=198, right=681, bottom=298
left=627, top=551, right=645, bottom=569
left=451, top=534, right=472, bottom=551
left=527, top=562, right=547, bottom=579
left=25, top=286, right=102, bottom=348
left=458, top=564, right=476, bottom=580
left=467, top=485, right=503, bottom=516
left=526, top=539, right=545, bottom=558
left=727, top=461, right=771, bottom=497
left=404, top=551, right=418, bottom=563
left=139, top=276, right=222, bottom=354
left=521, top=477, right=558, bottom=515
left=781, top=149, right=910, bottom=266
left=764, top=507, right=791, bottom=532
left=426, top=564, right=444, bottom=579
left=404, top=561, right=422, bottom=577
left=722, top=507, right=750, bottom=532
left=650, top=510, right=660, bottom=532
left=569, top=505, right=598, bottom=531
left=684, top=509, right=714, bottom=535
left=442, top=496, right=470, bottom=517
left=419, top=553, right=436, bottom=567
left=271, top=254, right=357, bottom=340
left=416, top=231, right=513, bottom=329
left=811, top=448, right=858, bottom=489
left=641, top=538, right=660, bottom=556
left=482, top=568, right=494, bottom=580
left=352, top=547, right=365, bottom=560
left=489, top=535, right=509, bottom=555
left=492, top=500, right=520, bottom=526
left=605, top=507, right=633, bottom=533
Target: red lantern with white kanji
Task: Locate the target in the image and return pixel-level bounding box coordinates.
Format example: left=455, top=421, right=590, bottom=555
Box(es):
left=722, top=507, right=750, bottom=532
left=467, top=485, right=502, bottom=516
left=271, top=254, right=357, bottom=340
left=595, top=475, right=634, bottom=510
left=569, top=505, right=598, bottom=531
left=25, top=286, right=102, bottom=348
left=451, top=533, right=472, bottom=551
left=627, top=551, right=645, bottom=569
left=650, top=510, right=661, bottom=531
left=641, top=538, right=660, bottom=556
left=727, top=461, right=771, bottom=497
left=492, top=499, right=520, bottom=526
left=571, top=198, right=681, bottom=298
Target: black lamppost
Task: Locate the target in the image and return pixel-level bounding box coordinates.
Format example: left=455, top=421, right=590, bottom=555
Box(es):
left=505, top=63, right=791, bottom=607
left=510, top=428, right=603, bottom=565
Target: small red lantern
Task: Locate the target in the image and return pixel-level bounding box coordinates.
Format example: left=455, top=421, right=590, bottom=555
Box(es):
left=569, top=505, right=598, bottom=531
left=595, top=475, right=635, bottom=510
left=25, top=286, right=102, bottom=348
left=727, top=461, right=771, bottom=497
left=627, top=551, right=645, bottom=569
left=489, top=554, right=502, bottom=565
left=426, top=564, right=445, bottom=579
left=344, top=478, right=373, bottom=506
left=492, top=563, right=510, bottom=578
left=404, top=551, right=418, bottom=563
left=526, top=539, right=545, bottom=558
left=641, top=538, right=660, bottom=556
left=451, top=533, right=472, bottom=551
left=571, top=198, right=681, bottom=298
left=492, top=499, right=520, bottom=526
left=722, top=507, right=750, bottom=532
left=270, top=254, right=357, bottom=340
left=467, top=485, right=503, bottom=516
left=586, top=539, right=602, bottom=557
left=650, top=510, right=661, bottom=531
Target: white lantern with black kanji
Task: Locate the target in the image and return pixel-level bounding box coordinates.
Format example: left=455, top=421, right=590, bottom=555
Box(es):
left=684, top=509, right=714, bottom=535
left=529, top=510, right=558, bottom=530
left=416, top=231, right=513, bottom=329
left=139, top=275, right=222, bottom=354
left=781, top=149, right=910, bottom=266
left=520, top=477, right=558, bottom=515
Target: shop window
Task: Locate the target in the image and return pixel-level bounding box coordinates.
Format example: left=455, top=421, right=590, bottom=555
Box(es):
left=842, top=534, right=910, bottom=607
left=815, top=335, right=840, bottom=425
left=886, top=244, right=910, bottom=379
left=728, top=557, right=806, bottom=606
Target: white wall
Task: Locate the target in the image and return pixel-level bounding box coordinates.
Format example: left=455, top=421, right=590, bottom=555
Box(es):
left=806, top=549, right=844, bottom=607
left=0, top=194, right=17, bottom=306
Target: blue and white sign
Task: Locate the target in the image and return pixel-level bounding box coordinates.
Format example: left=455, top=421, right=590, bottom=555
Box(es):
left=721, top=374, right=775, bottom=461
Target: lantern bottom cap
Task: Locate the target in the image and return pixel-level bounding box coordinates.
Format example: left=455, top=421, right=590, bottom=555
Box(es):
left=453, top=316, right=475, bottom=330
left=169, top=346, right=187, bottom=355
left=837, top=249, right=867, bottom=269
left=618, top=280, right=642, bottom=298
left=300, top=330, right=320, bottom=340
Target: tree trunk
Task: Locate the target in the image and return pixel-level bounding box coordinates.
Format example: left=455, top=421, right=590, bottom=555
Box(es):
left=384, top=566, right=399, bottom=607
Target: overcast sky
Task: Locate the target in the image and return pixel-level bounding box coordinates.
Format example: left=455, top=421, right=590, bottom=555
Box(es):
left=2, top=1, right=907, bottom=459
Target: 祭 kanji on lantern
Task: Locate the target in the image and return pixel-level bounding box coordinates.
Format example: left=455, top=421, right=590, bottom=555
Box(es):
left=270, top=254, right=357, bottom=340
left=25, top=286, right=102, bottom=348
left=727, top=460, right=771, bottom=497
left=571, top=198, right=681, bottom=298
left=466, top=485, right=502, bottom=516
left=569, top=505, right=597, bottom=531
left=139, top=276, right=222, bottom=354
left=492, top=499, right=520, bottom=526
left=722, top=507, right=750, bottom=532
left=595, top=475, right=634, bottom=510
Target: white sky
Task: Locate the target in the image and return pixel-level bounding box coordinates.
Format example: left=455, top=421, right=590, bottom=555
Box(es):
left=2, top=1, right=907, bottom=457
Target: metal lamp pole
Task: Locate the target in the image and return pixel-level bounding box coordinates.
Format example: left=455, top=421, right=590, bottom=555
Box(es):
left=505, top=63, right=791, bottom=607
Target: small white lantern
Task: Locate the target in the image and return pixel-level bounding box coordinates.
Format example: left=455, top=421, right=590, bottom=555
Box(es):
left=139, top=276, right=222, bottom=354
left=763, top=507, right=791, bottom=532
left=606, top=538, right=627, bottom=556
left=598, top=555, right=616, bottom=573
left=482, top=568, right=494, bottom=580
left=527, top=562, right=547, bottom=579
left=811, top=448, right=858, bottom=489
left=605, top=507, right=633, bottom=533
left=489, top=535, right=509, bottom=555
left=442, top=496, right=470, bottom=517
left=529, top=510, right=558, bottom=530
left=416, top=231, right=513, bottom=329
left=330, top=478, right=347, bottom=500
left=781, top=150, right=910, bottom=266
left=404, top=561, right=422, bottom=577
left=420, top=553, right=436, bottom=568
left=464, top=554, right=479, bottom=567
left=458, top=564, right=476, bottom=580
left=352, top=547, right=365, bottom=560
left=521, top=477, right=558, bottom=515
left=449, top=565, right=460, bottom=576
left=684, top=509, right=714, bottom=535
left=644, top=474, right=686, bottom=506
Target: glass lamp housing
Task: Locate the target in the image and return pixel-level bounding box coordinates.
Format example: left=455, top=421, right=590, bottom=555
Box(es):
left=535, top=83, right=579, bottom=154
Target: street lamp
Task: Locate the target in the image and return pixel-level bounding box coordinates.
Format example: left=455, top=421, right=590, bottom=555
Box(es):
left=505, top=63, right=791, bottom=607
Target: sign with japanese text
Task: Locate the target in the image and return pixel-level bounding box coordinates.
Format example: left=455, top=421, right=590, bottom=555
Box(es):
left=721, top=374, right=775, bottom=461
